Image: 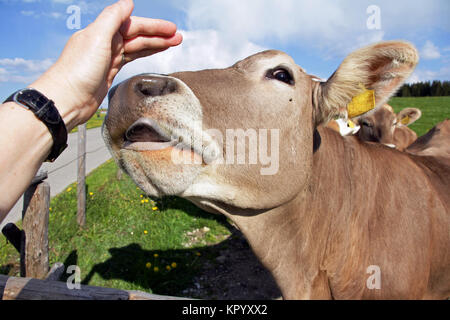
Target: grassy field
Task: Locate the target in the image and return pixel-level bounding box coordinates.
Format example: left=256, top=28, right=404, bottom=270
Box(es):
left=0, top=160, right=231, bottom=296
left=0, top=96, right=448, bottom=297
left=388, top=96, right=450, bottom=137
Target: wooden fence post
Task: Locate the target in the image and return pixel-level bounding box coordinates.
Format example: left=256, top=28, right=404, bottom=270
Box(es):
left=116, top=168, right=123, bottom=180
left=77, top=124, right=86, bottom=227
left=21, top=172, right=50, bottom=279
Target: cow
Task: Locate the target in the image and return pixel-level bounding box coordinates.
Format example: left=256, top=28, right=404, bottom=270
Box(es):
left=103, top=41, right=450, bottom=300
left=355, top=104, right=421, bottom=151
left=407, top=119, right=450, bottom=161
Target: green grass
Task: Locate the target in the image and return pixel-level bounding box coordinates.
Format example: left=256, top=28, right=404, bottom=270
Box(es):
left=70, top=113, right=106, bottom=133
left=0, top=160, right=231, bottom=296
left=388, top=96, right=450, bottom=136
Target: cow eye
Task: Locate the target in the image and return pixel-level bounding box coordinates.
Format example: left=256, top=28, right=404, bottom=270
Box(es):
left=267, top=68, right=294, bottom=85
left=361, top=120, right=372, bottom=127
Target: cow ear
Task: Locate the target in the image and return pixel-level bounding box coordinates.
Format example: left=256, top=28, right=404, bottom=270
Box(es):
left=396, top=108, right=422, bottom=126
left=313, top=41, right=419, bottom=125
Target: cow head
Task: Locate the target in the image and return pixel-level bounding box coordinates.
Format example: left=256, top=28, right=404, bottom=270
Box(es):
left=356, top=105, right=421, bottom=149
left=103, top=41, right=418, bottom=215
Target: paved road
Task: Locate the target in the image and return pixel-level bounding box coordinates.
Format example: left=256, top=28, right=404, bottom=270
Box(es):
left=0, top=127, right=112, bottom=229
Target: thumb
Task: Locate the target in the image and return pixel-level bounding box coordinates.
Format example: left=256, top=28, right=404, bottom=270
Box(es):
left=91, top=0, right=134, bottom=40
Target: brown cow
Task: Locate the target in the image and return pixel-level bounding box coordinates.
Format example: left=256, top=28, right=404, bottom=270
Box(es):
left=103, top=41, right=450, bottom=299
left=355, top=104, right=421, bottom=151
left=407, top=119, right=450, bottom=161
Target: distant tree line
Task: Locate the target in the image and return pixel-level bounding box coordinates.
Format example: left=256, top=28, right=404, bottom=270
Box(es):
left=396, top=80, right=450, bottom=97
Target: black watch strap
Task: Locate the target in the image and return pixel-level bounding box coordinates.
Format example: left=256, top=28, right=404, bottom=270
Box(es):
left=3, top=88, right=68, bottom=162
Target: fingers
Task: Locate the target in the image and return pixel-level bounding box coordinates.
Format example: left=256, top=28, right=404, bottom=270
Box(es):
left=123, top=32, right=183, bottom=53
left=124, top=48, right=168, bottom=63
left=120, top=16, right=178, bottom=40
left=91, top=0, right=134, bottom=40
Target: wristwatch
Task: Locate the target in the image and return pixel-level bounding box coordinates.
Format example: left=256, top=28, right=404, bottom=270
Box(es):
left=3, top=88, right=68, bottom=162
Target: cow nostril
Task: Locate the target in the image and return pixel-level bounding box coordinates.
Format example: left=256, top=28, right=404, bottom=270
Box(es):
left=135, top=77, right=177, bottom=97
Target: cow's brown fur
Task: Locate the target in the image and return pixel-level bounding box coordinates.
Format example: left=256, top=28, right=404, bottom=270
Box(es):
left=407, top=119, right=450, bottom=161
left=104, top=41, right=449, bottom=299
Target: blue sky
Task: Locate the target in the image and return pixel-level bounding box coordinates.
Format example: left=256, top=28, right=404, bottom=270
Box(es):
left=0, top=0, right=449, bottom=107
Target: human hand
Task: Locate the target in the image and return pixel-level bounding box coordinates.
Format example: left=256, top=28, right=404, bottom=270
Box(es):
left=31, top=0, right=182, bottom=131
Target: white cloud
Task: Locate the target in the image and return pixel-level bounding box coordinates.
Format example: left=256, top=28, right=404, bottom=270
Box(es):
left=184, top=0, right=379, bottom=57
left=0, top=68, right=7, bottom=74
left=407, top=66, right=450, bottom=83
left=46, top=11, right=63, bottom=19
left=0, top=58, right=54, bottom=83
left=20, top=9, right=65, bottom=19
left=116, top=29, right=266, bottom=83
left=181, top=0, right=449, bottom=59
left=0, top=58, right=54, bottom=73
left=421, top=41, right=441, bottom=60
left=20, top=10, right=35, bottom=16
left=0, top=68, right=40, bottom=84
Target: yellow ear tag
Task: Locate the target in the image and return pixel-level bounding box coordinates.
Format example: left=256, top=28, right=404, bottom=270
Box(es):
left=347, top=87, right=376, bottom=118
left=347, top=119, right=356, bottom=129
left=401, top=115, right=410, bottom=125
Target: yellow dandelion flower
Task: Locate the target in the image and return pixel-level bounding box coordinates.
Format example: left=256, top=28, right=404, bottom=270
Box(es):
left=153, top=267, right=159, bottom=272
left=89, top=192, right=94, bottom=196
left=171, top=262, right=177, bottom=268
left=166, top=265, right=171, bottom=271
left=140, top=195, right=143, bottom=198
left=154, top=253, right=158, bottom=258
left=145, top=262, right=151, bottom=269
left=152, top=207, right=158, bottom=211
left=145, top=199, right=149, bottom=203
left=144, top=230, right=148, bottom=235
left=49, top=207, right=52, bottom=211
left=66, top=187, right=72, bottom=192
left=141, top=200, right=145, bottom=204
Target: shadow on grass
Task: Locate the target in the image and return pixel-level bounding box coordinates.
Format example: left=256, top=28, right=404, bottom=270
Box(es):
left=82, top=231, right=281, bottom=299
left=81, top=196, right=281, bottom=299
left=60, top=250, right=78, bottom=283
left=0, top=263, right=14, bottom=275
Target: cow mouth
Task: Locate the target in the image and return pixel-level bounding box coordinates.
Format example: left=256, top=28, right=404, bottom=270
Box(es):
left=122, top=118, right=212, bottom=161
left=123, top=118, right=177, bottom=151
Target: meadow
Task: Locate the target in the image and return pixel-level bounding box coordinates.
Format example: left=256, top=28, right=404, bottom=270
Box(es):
left=388, top=96, right=450, bottom=136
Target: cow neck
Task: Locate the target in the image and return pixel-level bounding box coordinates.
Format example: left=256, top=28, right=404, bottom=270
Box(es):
left=224, top=128, right=372, bottom=299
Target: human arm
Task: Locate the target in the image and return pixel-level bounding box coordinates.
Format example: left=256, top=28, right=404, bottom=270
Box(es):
left=0, top=0, right=182, bottom=221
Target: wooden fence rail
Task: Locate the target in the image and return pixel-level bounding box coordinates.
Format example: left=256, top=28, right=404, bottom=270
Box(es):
left=0, top=274, right=189, bottom=300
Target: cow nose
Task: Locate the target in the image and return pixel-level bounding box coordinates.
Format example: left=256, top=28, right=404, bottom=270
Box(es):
left=134, top=75, right=178, bottom=97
